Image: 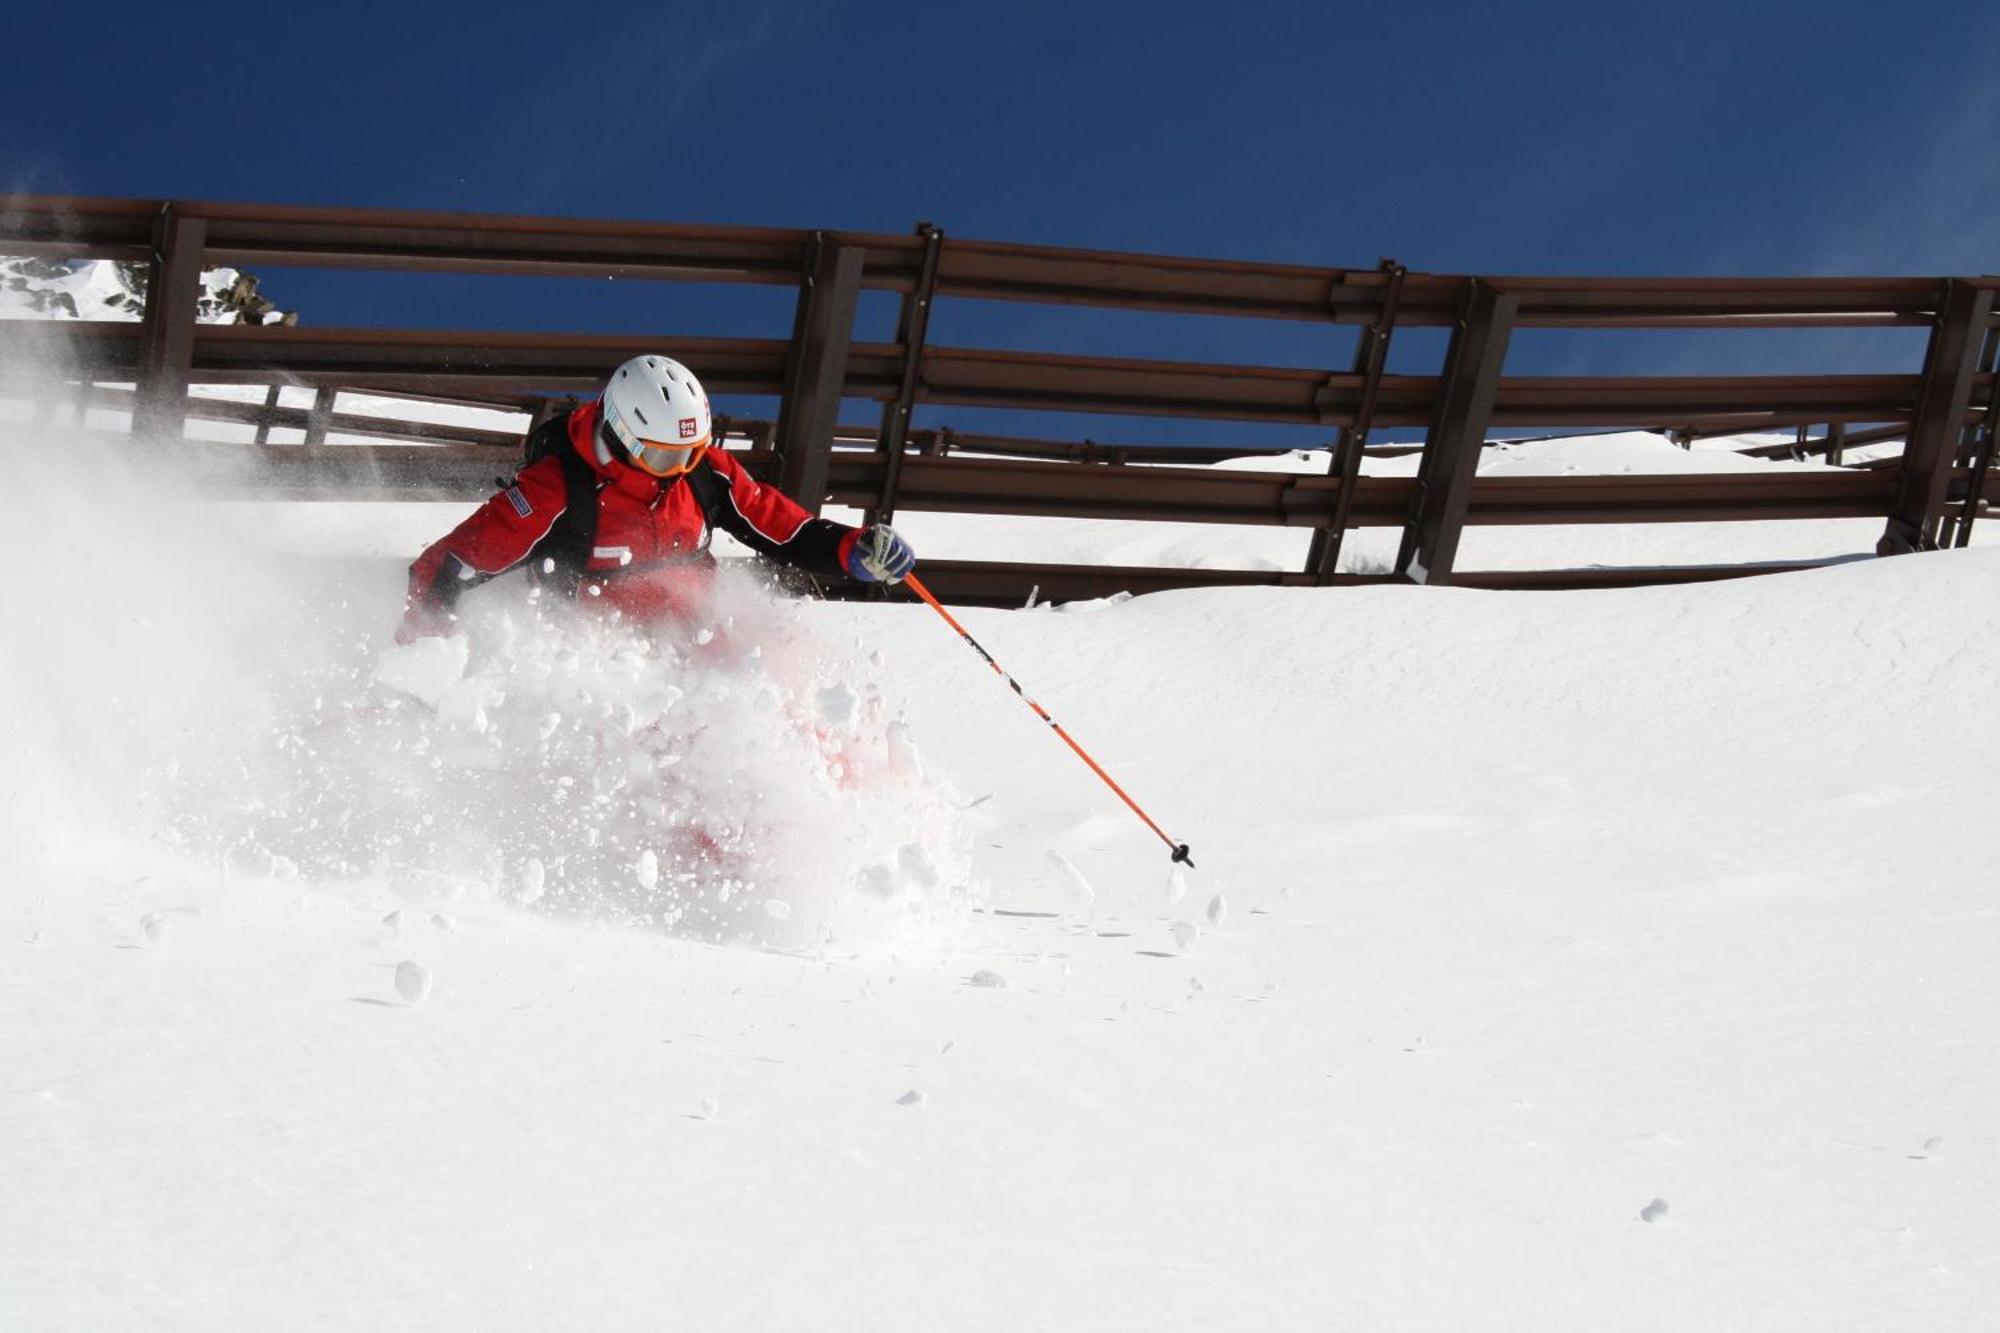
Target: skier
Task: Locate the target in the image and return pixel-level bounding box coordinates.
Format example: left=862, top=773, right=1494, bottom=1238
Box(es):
left=397, top=355, right=915, bottom=642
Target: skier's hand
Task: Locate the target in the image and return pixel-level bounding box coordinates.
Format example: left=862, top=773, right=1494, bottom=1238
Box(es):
left=843, top=524, right=915, bottom=584
left=394, top=600, right=454, bottom=646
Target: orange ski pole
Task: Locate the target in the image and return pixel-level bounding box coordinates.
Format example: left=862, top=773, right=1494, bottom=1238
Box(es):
left=902, top=573, right=1193, bottom=868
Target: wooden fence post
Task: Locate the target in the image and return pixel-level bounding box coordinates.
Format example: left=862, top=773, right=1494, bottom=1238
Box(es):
left=303, top=387, right=335, bottom=447
left=133, top=204, right=207, bottom=440
left=1947, top=324, right=2000, bottom=548
left=1395, top=281, right=1516, bottom=585
left=774, top=234, right=865, bottom=515
left=1307, top=259, right=1405, bottom=583
left=866, top=222, right=944, bottom=527
left=1878, top=281, right=1992, bottom=554
left=252, top=384, right=282, bottom=444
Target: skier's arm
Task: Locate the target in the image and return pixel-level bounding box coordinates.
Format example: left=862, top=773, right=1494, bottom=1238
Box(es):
left=399, top=457, right=569, bottom=640
left=690, top=449, right=855, bottom=579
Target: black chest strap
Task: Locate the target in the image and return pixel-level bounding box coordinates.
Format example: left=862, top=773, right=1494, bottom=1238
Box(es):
left=529, top=444, right=604, bottom=595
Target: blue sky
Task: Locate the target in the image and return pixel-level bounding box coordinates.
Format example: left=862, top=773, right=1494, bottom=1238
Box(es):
left=5, top=0, right=1996, bottom=445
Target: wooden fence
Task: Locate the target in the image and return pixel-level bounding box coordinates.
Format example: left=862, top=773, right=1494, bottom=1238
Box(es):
left=2, top=194, right=1995, bottom=604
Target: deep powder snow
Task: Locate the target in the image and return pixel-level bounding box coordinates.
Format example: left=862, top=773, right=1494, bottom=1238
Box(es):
left=3, top=414, right=1997, bottom=1332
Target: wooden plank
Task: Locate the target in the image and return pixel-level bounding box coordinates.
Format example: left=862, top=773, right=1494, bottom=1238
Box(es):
left=7, top=320, right=1930, bottom=431
left=3, top=194, right=1969, bottom=327
left=823, top=557, right=1847, bottom=609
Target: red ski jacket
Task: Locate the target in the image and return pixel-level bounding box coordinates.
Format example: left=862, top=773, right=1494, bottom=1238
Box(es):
left=403, top=400, right=860, bottom=632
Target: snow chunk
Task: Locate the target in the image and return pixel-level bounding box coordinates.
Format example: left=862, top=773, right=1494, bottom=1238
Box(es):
left=372, top=636, right=470, bottom=711
left=394, top=960, right=433, bottom=1006
left=898, top=842, right=941, bottom=891
left=635, top=849, right=660, bottom=890
left=968, top=969, right=1010, bottom=990
left=885, top=720, right=923, bottom=778
left=817, top=682, right=861, bottom=731
left=519, top=858, right=547, bottom=906
left=140, top=912, right=170, bottom=944
left=1639, top=1198, right=1669, bottom=1224
left=895, top=1089, right=927, bottom=1108
left=1205, top=893, right=1228, bottom=929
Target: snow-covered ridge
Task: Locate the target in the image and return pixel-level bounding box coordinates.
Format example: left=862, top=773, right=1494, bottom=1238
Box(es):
left=0, top=254, right=291, bottom=324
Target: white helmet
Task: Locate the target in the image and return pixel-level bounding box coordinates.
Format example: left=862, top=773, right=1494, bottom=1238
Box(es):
left=599, top=355, right=712, bottom=477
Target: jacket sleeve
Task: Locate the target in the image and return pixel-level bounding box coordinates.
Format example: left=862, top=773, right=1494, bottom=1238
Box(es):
left=693, top=449, right=859, bottom=579
left=405, top=455, right=571, bottom=615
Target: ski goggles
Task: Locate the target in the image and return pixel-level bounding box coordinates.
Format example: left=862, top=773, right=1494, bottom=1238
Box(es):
left=626, top=434, right=709, bottom=478
left=602, top=416, right=708, bottom=478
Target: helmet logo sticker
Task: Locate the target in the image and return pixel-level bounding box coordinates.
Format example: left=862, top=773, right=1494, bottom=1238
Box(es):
left=679, top=417, right=699, bottom=439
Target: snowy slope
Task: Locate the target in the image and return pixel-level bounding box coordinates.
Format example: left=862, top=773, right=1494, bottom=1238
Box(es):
left=3, top=404, right=1997, bottom=1331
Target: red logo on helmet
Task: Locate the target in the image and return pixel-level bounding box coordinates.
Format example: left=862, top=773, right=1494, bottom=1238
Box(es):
left=679, top=417, right=699, bottom=439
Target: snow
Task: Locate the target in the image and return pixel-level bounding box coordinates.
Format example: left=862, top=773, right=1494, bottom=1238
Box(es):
left=392, top=958, right=434, bottom=1005
left=3, top=390, right=1999, bottom=1329
left=0, top=256, right=148, bottom=321
left=0, top=256, right=286, bottom=326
